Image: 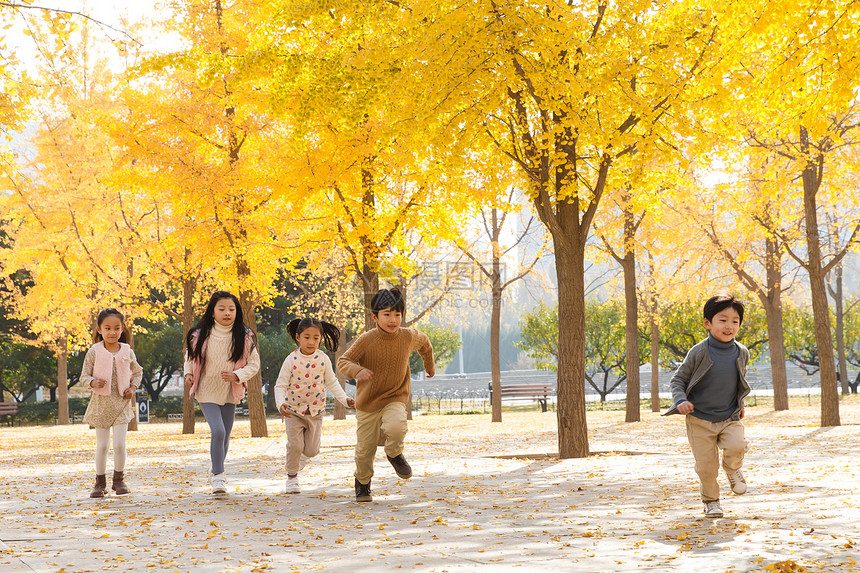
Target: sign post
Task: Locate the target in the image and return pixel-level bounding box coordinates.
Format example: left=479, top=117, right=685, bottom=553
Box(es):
left=136, top=389, right=150, bottom=423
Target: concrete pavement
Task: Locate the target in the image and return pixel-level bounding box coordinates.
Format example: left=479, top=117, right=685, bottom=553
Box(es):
left=1, top=400, right=859, bottom=572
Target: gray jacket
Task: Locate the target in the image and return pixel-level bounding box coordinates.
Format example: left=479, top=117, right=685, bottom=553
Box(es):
left=663, top=337, right=750, bottom=417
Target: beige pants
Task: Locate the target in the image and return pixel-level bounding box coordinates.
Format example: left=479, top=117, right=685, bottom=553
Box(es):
left=284, top=410, right=324, bottom=475
left=685, top=415, right=748, bottom=502
left=354, top=402, right=407, bottom=484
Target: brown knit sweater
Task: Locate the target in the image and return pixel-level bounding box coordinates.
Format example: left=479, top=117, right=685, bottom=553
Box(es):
left=337, top=326, right=434, bottom=412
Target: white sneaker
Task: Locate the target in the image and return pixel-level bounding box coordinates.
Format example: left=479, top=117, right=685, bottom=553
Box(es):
left=211, top=473, right=227, bottom=494
left=284, top=476, right=300, bottom=494
left=704, top=501, right=723, bottom=518
left=726, top=469, right=748, bottom=495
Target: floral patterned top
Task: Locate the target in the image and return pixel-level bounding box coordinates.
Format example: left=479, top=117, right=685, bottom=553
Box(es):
left=273, top=349, right=349, bottom=417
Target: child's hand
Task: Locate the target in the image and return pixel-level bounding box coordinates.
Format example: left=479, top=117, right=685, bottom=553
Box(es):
left=92, top=379, right=107, bottom=389
left=425, top=366, right=435, bottom=378
left=122, top=387, right=135, bottom=399
left=279, top=404, right=292, bottom=418
left=184, top=374, right=193, bottom=387
left=346, top=398, right=355, bottom=408
left=677, top=400, right=694, bottom=414
left=356, top=369, right=373, bottom=383
left=221, top=371, right=240, bottom=383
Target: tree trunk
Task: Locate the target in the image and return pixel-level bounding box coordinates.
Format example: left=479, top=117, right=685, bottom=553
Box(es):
left=239, top=289, right=268, bottom=437
left=360, top=166, right=380, bottom=332
left=621, top=240, right=640, bottom=422
left=399, top=281, right=413, bottom=422
left=57, top=335, right=69, bottom=425
left=763, top=237, right=789, bottom=411
left=333, top=328, right=348, bottom=421
left=361, top=263, right=380, bottom=332
left=182, top=275, right=196, bottom=434
left=490, top=265, right=502, bottom=422
left=764, top=300, right=789, bottom=411
left=554, top=238, right=589, bottom=458
left=650, top=316, right=660, bottom=412
left=800, top=128, right=839, bottom=426
left=490, top=209, right=503, bottom=423
left=829, top=263, right=850, bottom=395
left=126, top=323, right=138, bottom=431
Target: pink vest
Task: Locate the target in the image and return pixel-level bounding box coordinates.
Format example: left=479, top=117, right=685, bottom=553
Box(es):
left=188, top=330, right=253, bottom=402
left=91, top=342, right=133, bottom=396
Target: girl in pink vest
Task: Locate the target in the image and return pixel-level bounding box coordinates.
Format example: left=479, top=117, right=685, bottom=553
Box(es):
left=184, top=291, right=260, bottom=494
left=80, top=308, right=143, bottom=498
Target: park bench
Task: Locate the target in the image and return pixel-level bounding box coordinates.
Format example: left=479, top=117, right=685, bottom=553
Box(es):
left=489, top=383, right=554, bottom=412
left=0, top=401, right=18, bottom=426
left=167, top=413, right=183, bottom=422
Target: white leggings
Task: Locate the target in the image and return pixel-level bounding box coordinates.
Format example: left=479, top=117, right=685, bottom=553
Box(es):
left=95, top=423, right=128, bottom=474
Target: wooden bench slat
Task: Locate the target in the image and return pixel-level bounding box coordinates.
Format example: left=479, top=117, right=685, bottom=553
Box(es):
left=498, top=387, right=551, bottom=392
left=489, top=383, right=554, bottom=412
left=499, top=387, right=552, bottom=392
left=0, top=401, right=18, bottom=426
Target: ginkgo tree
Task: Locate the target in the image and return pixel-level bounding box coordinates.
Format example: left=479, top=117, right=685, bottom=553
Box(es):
left=414, top=0, right=729, bottom=457
left=720, top=0, right=860, bottom=426
left=456, top=184, right=547, bottom=423
left=593, top=161, right=680, bottom=422
left=118, top=0, right=309, bottom=437
left=0, top=20, right=151, bottom=425
left=671, top=157, right=803, bottom=411
left=252, top=0, right=483, bottom=332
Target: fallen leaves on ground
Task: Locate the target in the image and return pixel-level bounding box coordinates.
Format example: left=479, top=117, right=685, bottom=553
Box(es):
left=0, top=396, right=858, bottom=572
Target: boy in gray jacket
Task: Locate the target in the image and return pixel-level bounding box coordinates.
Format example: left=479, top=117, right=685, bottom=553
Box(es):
left=664, top=295, right=751, bottom=518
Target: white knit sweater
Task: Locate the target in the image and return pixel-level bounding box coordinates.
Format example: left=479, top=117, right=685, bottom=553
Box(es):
left=184, top=322, right=261, bottom=405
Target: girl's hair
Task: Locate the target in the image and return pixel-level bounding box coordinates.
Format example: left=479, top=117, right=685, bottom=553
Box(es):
left=371, top=287, right=405, bottom=315
left=287, top=318, right=340, bottom=353
left=94, top=308, right=130, bottom=344
left=186, top=291, right=249, bottom=363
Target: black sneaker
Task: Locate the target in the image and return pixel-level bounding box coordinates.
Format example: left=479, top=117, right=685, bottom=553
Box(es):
left=387, top=454, right=413, bottom=479
left=355, top=478, right=372, bottom=502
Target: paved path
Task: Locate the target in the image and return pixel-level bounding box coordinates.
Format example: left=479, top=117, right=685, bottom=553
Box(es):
left=1, top=398, right=859, bottom=572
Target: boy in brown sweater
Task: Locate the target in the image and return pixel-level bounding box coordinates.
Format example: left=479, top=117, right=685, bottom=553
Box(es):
left=337, top=287, right=435, bottom=502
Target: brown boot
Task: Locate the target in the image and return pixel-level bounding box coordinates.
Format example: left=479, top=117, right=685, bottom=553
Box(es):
left=89, top=474, right=107, bottom=498
left=111, top=470, right=130, bottom=495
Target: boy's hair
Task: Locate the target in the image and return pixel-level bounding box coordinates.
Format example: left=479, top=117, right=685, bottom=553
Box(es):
left=703, top=294, right=745, bottom=325
left=186, top=290, right=250, bottom=363
left=94, top=308, right=130, bottom=344
left=370, top=287, right=405, bottom=315
left=287, top=317, right=340, bottom=352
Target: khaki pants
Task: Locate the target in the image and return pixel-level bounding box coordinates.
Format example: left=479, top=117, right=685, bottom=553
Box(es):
left=284, top=410, right=324, bottom=475
left=685, top=415, right=748, bottom=502
left=354, top=402, right=407, bottom=484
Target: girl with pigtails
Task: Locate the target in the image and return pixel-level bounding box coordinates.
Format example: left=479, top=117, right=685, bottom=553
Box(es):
left=273, top=317, right=354, bottom=493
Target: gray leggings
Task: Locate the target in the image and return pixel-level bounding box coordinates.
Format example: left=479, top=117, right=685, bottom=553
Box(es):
left=199, top=402, right=236, bottom=475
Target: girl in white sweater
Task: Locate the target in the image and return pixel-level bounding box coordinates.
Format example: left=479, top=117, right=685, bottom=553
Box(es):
left=184, top=291, right=260, bottom=494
